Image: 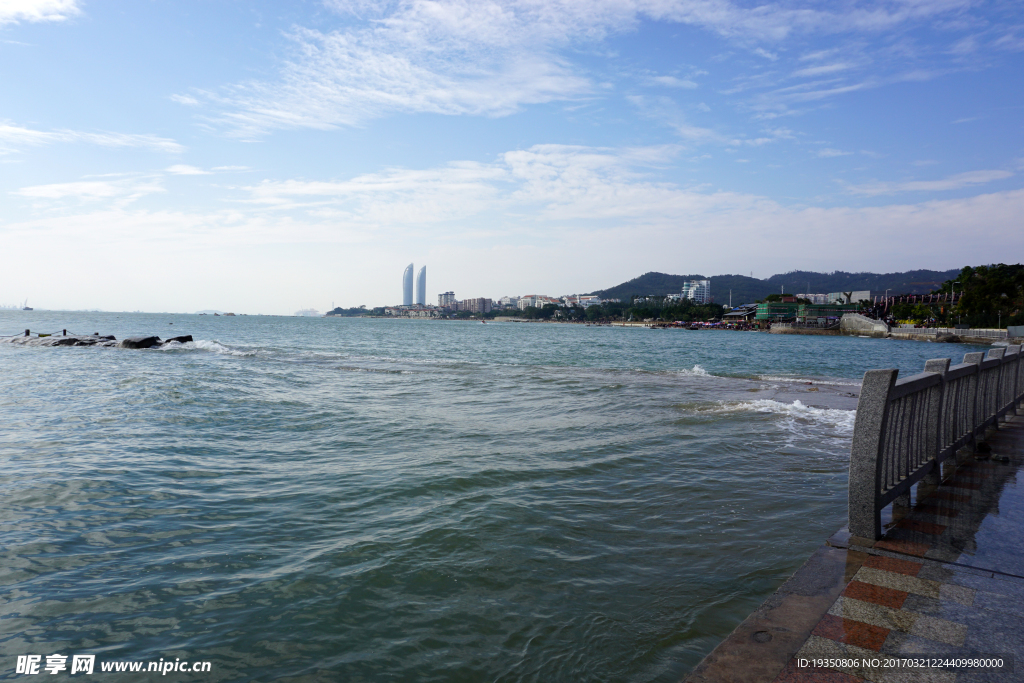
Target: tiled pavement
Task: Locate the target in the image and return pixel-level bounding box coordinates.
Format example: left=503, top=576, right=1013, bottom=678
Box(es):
left=687, top=414, right=1024, bottom=683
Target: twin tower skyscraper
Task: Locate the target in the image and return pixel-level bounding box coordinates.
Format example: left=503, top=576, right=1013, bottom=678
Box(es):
left=402, top=264, right=426, bottom=306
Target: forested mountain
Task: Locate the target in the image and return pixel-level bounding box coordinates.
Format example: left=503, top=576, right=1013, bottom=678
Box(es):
left=589, top=269, right=961, bottom=305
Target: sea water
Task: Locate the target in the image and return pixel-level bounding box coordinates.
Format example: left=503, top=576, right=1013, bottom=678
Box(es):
left=0, top=312, right=991, bottom=681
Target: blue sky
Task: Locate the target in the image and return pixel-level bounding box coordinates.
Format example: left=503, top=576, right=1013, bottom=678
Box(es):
left=2, top=0, right=1022, bottom=313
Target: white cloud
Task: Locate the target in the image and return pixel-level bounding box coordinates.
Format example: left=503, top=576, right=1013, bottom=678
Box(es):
left=166, top=164, right=210, bottom=175
left=648, top=75, right=698, bottom=88
left=6, top=143, right=1023, bottom=312
left=202, top=0, right=979, bottom=134
left=0, top=0, right=79, bottom=25
left=0, top=122, right=184, bottom=153
left=792, top=62, right=854, bottom=77
left=170, top=94, right=200, bottom=106
left=818, top=148, right=852, bottom=157
left=15, top=178, right=164, bottom=202
left=845, top=170, right=1013, bottom=195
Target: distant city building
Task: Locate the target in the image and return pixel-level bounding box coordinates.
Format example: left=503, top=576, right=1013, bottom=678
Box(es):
left=439, top=291, right=456, bottom=307
left=500, top=296, right=519, bottom=306
left=564, top=294, right=601, bottom=307
left=295, top=308, right=320, bottom=317
left=516, top=295, right=565, bottom=309
left=518, top=295, right=538, bottom=309
left=682, top=279, right=711, bottom=304
left=462, top=298, right=492, bottom=314
left=798, top=293, right=830, bottom=304
left=402, top=264, right=414, bottom=306
left=416, top=266, right=426, bottom=306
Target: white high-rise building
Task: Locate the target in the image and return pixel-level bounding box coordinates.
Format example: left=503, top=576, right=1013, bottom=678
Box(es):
left=682, top=279, right=711, bottom=304
left=402, top=264, right=414, bottom=306
left=416, top=266, right=426, bottom=305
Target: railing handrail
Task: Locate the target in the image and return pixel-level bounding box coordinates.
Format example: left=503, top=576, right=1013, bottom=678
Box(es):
left=848, top=343, right=1023, bottom=539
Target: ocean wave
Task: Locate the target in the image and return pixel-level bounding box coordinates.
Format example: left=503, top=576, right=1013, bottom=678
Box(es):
left=713, top=399, right=856, bottom=434
left=674, top=364, right=712, bottom=377
left=158, top=339, right=259, bottom=357
left=757, top=375, right=861, bottom=387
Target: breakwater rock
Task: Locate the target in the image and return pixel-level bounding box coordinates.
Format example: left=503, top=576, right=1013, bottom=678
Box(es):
left=1, top=333, right=193, bottom=348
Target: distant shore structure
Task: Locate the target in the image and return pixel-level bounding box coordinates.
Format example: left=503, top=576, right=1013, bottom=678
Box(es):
left=681, top=280, right=711, bottom=304
left=402, top=264, right=414, bottom=306
left=416, top=266, right=426, bottom=306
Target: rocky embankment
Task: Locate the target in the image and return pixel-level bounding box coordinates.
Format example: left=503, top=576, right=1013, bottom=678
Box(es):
left=1, top=333, right=193, bottom=348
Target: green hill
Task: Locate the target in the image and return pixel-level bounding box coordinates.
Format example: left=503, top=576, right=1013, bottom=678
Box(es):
left=589, top=269, right=961, bottom=306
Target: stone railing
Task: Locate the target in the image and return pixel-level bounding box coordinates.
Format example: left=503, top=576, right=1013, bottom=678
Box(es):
left=848, top=344, right=1023, bottom=539
left=891, top=327, right=1009, bottom=339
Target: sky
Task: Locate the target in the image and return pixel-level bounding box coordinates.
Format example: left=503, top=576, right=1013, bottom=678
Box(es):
left=1, top=0, right=1022, bottom=313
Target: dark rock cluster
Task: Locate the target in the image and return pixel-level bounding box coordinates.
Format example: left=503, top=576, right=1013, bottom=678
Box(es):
left=1, top=333, right=193, bottom=348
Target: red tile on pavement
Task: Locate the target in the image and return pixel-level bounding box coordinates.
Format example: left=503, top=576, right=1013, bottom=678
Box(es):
left=864, top=555, right=922, bottom=576
left=842, top=580, right=908, bottom=609
left=895, top=519, right=946, bottom=535
left=874, top=539, right=930, bottom=556
left=811, top=614, right=890, bottom=651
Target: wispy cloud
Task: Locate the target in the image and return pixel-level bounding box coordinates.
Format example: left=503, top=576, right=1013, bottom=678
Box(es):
left=170, top=94, right=200, bottom=106
left=0, top=0, right=80, bottom=25
left=818, top=148, right=852, bottom=158
left=845, top=170, right=1013, bottom=195
left=15, top=178, right=164, bottom=203
left=199, top=0, right=981, bottom=134
left=166, top=164, right=210, bottom=175
left=0, top=122, right=184, bottom=154
left=647, top=75, right=698, bottom=88
left=792, top=62, right=855, bottom=77
left=9, top=145, right=1022, bottom=281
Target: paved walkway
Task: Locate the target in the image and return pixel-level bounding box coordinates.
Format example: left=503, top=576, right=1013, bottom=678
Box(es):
left=687, top=414, right=1024, bottom=683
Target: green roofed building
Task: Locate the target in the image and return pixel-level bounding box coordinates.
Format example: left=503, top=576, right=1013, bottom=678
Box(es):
left=796, top=303, right=860, bottom=322
left=755, top=302, right=801, bottom=321
left=756, top=302, right=861, bottom=323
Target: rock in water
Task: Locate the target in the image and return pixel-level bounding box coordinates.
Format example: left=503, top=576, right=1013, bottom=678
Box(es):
left=120, top=336, right=162, bottom=349
left=165, top=335, right=194, bottom=344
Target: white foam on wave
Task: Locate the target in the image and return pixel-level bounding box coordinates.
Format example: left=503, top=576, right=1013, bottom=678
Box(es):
left=675, top=364, right=712, bottom=377
left=758, top=375, right=861, bottom=387
left=158, top=339, right=258, bottom=357
left=714, top=399, right=856, bottom=434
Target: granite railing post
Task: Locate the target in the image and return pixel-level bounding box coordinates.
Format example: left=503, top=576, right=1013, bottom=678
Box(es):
left=1016, top=345, right=1024, bottom=412
left=997, top=345, right=1020, bottom=420
left=1011, top=345, right=1023, bottom=413
left=920, top=358, right=950, bottom=497
left=987, top=347, right=1006, bottom=427
left=963, top=351, right=986, bottom=453
left=849, top=369, right=898, bottom=540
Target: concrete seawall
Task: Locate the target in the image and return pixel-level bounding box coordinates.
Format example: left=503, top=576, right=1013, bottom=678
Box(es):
left=768, top=327, right=841, bottom=336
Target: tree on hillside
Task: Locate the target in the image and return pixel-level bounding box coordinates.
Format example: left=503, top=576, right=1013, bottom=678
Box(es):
left=938, top=264, right=1024, bottom=328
